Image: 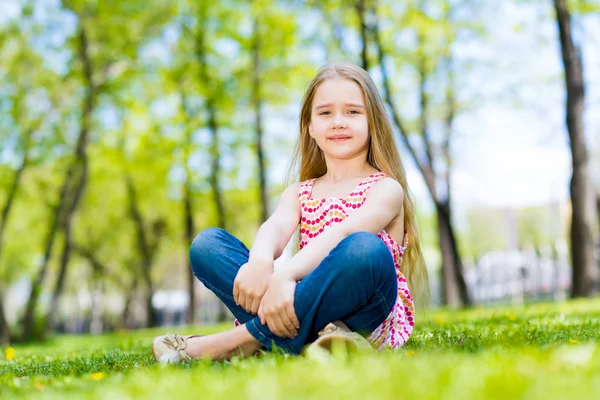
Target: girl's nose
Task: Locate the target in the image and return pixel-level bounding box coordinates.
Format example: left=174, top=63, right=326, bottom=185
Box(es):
left=331, top=115, right=347, bottom=128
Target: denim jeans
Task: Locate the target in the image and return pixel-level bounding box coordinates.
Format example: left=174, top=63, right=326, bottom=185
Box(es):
left=189, top=228, right=397, bottom=354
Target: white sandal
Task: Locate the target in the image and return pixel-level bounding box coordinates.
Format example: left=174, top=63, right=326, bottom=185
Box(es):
left=305, top=321, right=373, bottom=354
left=151, top=333, right=202, bottom=364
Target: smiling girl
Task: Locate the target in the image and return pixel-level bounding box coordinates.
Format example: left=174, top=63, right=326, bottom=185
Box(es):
left=152, top=61, right=429, bottom=363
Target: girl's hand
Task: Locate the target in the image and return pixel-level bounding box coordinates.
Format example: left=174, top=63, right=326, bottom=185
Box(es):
left=258, top=271, right=300, bottom=338
left=233, top=257, right=273, bottom=314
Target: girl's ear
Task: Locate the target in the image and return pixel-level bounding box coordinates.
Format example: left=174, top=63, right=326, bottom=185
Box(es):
left=308, top=121, right=314, bottom=138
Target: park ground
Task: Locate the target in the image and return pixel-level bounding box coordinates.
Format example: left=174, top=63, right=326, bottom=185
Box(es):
left=1, top=299, right=600, bottom=399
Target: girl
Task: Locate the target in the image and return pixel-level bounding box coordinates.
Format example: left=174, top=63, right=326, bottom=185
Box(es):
left=152, top=61, right=429, bottom=363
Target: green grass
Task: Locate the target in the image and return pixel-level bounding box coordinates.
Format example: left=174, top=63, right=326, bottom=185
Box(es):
left=2, top=299, right=600, bottom=399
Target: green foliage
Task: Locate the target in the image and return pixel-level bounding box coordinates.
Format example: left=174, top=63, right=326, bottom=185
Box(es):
left=568, top=0, right=600, bottom=13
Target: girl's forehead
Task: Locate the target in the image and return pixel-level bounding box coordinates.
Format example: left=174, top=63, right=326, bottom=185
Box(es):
left=313, top=78, right=365, bottom=104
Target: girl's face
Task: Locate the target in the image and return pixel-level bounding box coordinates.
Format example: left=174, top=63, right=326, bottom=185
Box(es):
left=309, top=78, right=369, bottom=161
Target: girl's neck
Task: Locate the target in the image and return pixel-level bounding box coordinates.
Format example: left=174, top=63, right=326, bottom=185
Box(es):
left=322, top=153, right=378, bottom=184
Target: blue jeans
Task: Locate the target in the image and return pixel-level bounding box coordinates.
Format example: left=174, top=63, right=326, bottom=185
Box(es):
left=190, top=228, right=397, bottom=354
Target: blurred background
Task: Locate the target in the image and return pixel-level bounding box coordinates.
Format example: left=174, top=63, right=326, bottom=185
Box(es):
left=0, top=0, right=598, bottom=345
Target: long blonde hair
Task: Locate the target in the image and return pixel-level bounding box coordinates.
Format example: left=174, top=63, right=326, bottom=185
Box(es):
left=286, top=61, right=430, bottom=309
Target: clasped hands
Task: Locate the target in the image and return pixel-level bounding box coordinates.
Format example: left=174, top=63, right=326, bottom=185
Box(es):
left=233, top=258, right=300, bottom=339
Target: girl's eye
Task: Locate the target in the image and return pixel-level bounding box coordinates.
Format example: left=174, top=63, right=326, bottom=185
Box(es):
left=348, top=110, right=360, bottom=114
left=319, top=111, right=330, bottom=115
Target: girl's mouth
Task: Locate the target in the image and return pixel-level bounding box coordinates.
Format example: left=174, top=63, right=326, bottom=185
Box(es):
left=328, top=135, right=351, bottom=141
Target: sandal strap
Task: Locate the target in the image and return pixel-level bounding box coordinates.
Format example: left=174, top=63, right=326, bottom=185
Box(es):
left=162, top=333, right=192, bottom=361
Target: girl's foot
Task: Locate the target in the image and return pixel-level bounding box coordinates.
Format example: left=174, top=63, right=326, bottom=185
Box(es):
left=152, top=333, right=200, bottom=364
left=152, top=325, right=264, bottom=364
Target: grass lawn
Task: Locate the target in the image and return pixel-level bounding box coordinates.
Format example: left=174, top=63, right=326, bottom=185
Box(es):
left=1, top=299, right=600, bottom=399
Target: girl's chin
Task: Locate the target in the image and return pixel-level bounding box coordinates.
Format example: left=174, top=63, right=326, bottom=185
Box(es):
left=322, top=148, right=363, bottom=160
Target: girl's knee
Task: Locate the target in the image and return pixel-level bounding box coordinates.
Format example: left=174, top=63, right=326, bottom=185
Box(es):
left=190, top=228, right=227, bottom=274
left=337, top=232, right=394, bottom=276
left=191, top=228, right=226, bottom=250
left=342, top=232, right=389, bottom=259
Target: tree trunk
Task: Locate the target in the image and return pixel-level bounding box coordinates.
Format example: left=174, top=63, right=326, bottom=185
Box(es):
left=207, top=109, right=225, bottom=230
left=355, top=0, right=370, bottom=70
left=46, top=160, right=90, bottom=330
left=437, top=201, right=471, bottom=306
left=184, top=173, right=196, bottom=324
left=370, top=3, right=471, bottom=307
left=252, top=17, right=269, bottom=223
left=0, top=134, right=30, bottom=262
left=553, top=0, right=597, bottom=297
left=21, top=114, right=89, bottom=340
left=179, top=88, right=197, bottom=325
left=596, top=194, right=600, bottom=232
left=438, top=10, right=470, bottom=307
left=120, top=278, right=138, bottom=329
left=0, top=129, right=33, bottom=344
left=21, top=185, right=67, bottom=340
left=0, top=290, right=9, bottom=346
left=46, top=25, right=94, bottom=331
left=125, top=175, right=157, bottom=327
left=207, top=100, right=228, bottom=323
left=196, top=8, right=228, bottom=323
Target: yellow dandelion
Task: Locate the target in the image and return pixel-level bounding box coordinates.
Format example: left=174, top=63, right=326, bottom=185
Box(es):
left=4, top=347, right=15, bottom=361
left=406, top=350, right=416, bottom=357
left=508, top=315, right=517, bottom=321
left=90, top=372, right=105, bottom=381
left=35, top=382, right=45, bottom=390
left=569, top=339, right=577, bottom=344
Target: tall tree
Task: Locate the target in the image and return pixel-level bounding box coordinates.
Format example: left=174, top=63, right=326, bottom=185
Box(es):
left=195, top=5, right=226, bottom=233
left=45, top=21, right=95, bottom=332
left=190, top=2, right=229, bottom=322
left=553, top=0, right=597, bottom=297
left=0, top=112, right=44, bottom=345
left=0, top=288, right=8, bottom=346
left=21, top=0, right=173, bottom=338
left=596, top=194, right=600, bottom=232
left=125, top=173, right=166, bottom=327
left=0, top=20, right=51, bottom=344
left=246, top=0, right=303, bottom=224
left=366, top=0, right=471, bottom=306
left=20, top=10, right=94, bottom=340
left=355, top=0, right=370, bottom=70
left=178, top=87, right=198, bottom=324
left=252, top=15, right=269, bottom=223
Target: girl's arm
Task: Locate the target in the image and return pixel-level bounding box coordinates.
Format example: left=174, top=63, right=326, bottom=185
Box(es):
left=248, top=183, right=302, bottom=264
left=281, top=178, right=404, bottom=281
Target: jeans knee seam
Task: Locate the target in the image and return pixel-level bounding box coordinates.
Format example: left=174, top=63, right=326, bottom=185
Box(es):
left=199, top=279, right=235, bottom=301
left=247, top=320, right=293, bottom=353
left=247, top=320, right=270, bottom=346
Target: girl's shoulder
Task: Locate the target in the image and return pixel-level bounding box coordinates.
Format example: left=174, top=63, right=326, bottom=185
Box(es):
left=358, top=175, right=405, bottom=210
left=369, top=175, right=404, bottom=197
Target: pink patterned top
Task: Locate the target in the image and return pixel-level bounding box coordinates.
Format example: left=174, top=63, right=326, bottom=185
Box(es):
left=234, top=172, right=415, bottom=349
left=298, top=171, right=414, bottom=349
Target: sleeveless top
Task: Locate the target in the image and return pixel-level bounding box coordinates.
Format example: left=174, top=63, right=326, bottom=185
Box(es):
left=233, top=172, right=415, bottom=350
left=298, top=171, right=414, bottom=349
